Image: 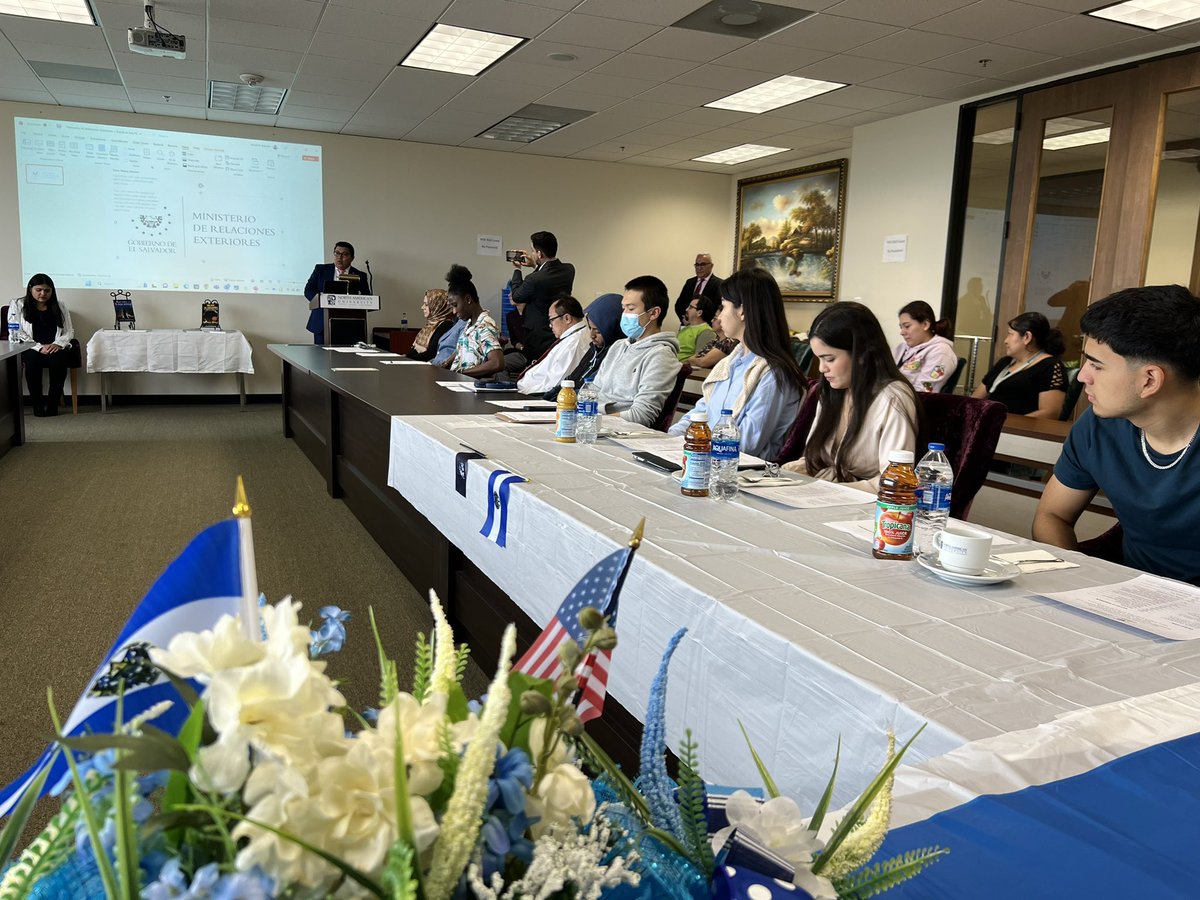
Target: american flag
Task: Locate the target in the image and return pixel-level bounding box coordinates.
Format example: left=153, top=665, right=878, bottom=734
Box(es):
left=515, top=525, right=642, bottom=722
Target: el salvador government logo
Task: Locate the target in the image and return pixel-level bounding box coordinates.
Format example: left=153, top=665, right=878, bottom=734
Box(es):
left=132, top=205, right=173, bottom=235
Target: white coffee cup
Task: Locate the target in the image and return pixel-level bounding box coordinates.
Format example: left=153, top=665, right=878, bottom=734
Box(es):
left=932, top=526, right=993, bottom=575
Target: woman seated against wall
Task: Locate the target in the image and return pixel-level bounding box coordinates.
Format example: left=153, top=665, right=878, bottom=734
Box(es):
left=11, top=273, right=75, bottom=417
left=669, top=268, right=806, bottom=461
left=972, top=311, right=1067, bottom=418
left=783, top=301, right=922, bottom=491
left=683, top=312, right=738, bottom=369
left=893, top=300, right=958, bottom=392
left=405, top=289, right=456, bottom=362
left=676, top=294, right=716, bottom=362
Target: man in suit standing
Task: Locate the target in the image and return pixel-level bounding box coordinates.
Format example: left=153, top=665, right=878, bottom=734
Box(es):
left=674, top=252, right=723, bottom=324
left=509, top=231, right=575, bottom=367
left=304, top=241, right=369, bottom=344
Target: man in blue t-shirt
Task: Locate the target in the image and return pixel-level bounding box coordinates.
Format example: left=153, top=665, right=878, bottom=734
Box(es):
left=1033, top=285, right=1200, bottom=585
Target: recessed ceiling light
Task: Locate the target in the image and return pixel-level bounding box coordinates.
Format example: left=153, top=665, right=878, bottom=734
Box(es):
left=400, top=23, right=523, bottom=76
left=1042, top=127, right=1110, bottom=150
left=705, top=75, right=845, bottom=114
left=209, top=81, right=288, bottom=115
left=0, top=0, right=95, bottom=24
left=1087, top=0, right=1200, bottom=31
left=477, top=103, right=592, bottom=143
left=692, top=143, right=789, bottom=164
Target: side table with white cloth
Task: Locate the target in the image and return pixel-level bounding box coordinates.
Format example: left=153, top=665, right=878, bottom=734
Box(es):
left=86, top=330, right=254, bottom=411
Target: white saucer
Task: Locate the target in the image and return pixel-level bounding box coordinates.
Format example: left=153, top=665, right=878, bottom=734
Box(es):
left=916, top=552, right=1020, bottom=586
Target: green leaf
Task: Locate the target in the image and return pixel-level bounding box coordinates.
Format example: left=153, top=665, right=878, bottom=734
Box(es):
left=411, top=630, right=433, bottom=704
left=500, top=671, right=553, bottom=750
left=177, top=803, right=387, bottom=897
left=445, top=682, right=470, bottom=724
left=832, top=846, right=949, bottom=899
left=677, top=730, right=714, bottom=878
left=381, top=841, right=420, bottom=900
left=111, top=687, right=141, bottom=900
left=807, top=736, right=840, bottom=833
left=738, top=721, right=780, bottom=799
left=60, top=730, right=190, bottom=774
left=577, top=732, right=652, bottom=826
left=0, top=749, right=58, bottom=870
left=812, top=725, right=925, bottom=877
left=370, top=607, right=400, bottom=708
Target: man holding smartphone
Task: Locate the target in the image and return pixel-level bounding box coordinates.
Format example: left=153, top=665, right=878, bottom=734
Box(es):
left=509, top=231, right=575, bottom=365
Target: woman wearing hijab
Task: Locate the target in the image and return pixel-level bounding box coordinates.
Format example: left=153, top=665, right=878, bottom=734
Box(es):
left=406, top=289, right=457, bottom=361
left=543, top=292, right=624, bottom=402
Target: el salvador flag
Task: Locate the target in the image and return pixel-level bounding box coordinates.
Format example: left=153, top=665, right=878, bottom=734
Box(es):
left=0, top=518, right=246, bottom=818
left=479, top=469, right=526, bottom=548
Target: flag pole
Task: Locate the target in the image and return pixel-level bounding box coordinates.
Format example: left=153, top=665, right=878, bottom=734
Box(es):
left=232, top=476, right=260, bottom=641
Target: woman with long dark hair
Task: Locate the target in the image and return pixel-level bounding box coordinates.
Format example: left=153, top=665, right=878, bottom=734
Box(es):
left=783, top=301, right=922, bottom=491
left=972, top=311, right=1067, bottom=417
left=669, top=268, right=806, bottom=460
left=11, top=273, right=74, bottom=416
left=893, top=299, right=957, bottom=392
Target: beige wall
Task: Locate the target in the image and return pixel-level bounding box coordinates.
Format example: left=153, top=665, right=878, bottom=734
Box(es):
left=0, top=101, right=733, bottom=395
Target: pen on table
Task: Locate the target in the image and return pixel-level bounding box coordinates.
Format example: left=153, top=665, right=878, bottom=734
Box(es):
left=521, top=405, right=553, bottom=411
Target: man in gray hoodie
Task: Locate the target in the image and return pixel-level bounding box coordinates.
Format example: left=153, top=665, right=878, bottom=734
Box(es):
left=593, top=275, right=682, bottom=428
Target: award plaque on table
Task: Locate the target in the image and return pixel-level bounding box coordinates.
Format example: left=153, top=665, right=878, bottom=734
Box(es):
left=201, top=299, right=221, bottom=331
left=111, top=290, right=135, bottom=330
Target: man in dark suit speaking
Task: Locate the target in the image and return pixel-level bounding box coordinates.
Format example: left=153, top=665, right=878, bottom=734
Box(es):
left=304, top=240, right=370, bottom=344
left=674, top=252, right=723, bottom=324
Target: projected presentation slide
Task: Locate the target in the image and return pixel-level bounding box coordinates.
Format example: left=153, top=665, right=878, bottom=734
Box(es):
left=15, top=117, right=325, bottom=295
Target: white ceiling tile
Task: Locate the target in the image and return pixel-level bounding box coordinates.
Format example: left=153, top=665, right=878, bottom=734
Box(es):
left=538, top=13, right=660, bottom=51
left=610, top=98, right=691, bottom=119
left=594, top=52, right=698, bottom=81
left=621, top=118, right=710, bottom=137
left=508, top=40, right=619, bottom=70
left=764, top=14, right=900, bottom=52
left=875, top=94, right=945, bottom=115
left=208, top=42, right=302, bottom=72
left=206, top=109, right=279, bottom=124
left=764, top=98, right=866, bottom=122
left=355, top=66, right=468, bottom=118
left=487, top=59, right=581, bottom=89
left=209, top=0, right=323, bottom=29
left=573, top=0, right=713, bottom=27
left=629, top=27, right=752, bottom=62
left=669, top=106, right=754, bottom=126
left=819, top=84, right=916, bottom=109
left=276, top=104, right=354, bottom=123
left=126, top=88, right=205, bottom=107
left=926, top=42, right=1056, bottom=77
left=275, top=116, right=344, bottom=133
left=299, top=55, right=394, bottom=83
left=827, top=0, right=973, bottom=27
left=441, top=0, right=567, bottom=38
left=782, top=121, right=853, bottom=141
left=329, top=0, right=450, bottom=15
left=41, top=79, right=127, bottom=99
left=570, top=149, right=626, bottom=160
left=292, top=70, right=397, bottom=97
left=0, top=18, right=109, bottom=48
left=1020, top=0, right=1106, bottom=10
left=853, top=28, right=982, bottom=64
left=122, top=70, right=206, bottom=92
left=995, top=15, right=1138, bottom=56
left=109, top=51, right=207, bottom=79
left=1070, top=32, right=1184, bottom=64
left=341, top=123, right=409, bottom=138
left=132, top=102, right=206, bottom=118
left=1002, top=56, right=1091, bottom=86
left=713, top=42, right=830, bottom=75
left=670, top=63, right=777, bottom=91
left=303, top=32, right=413, bottom=67
left=562, top=71, right=659, bottom=97
left=701, top=124, right=782, bottom=143
left=829, top=108, right=890, bottom=127
left=208, top=65, right=299, bottom=87
left=917, top=0, right=1069, bottom=40
left=634, top=81, right=723, bottom=105
left=534, top=87, right=623, bottom=110
left=53, top=94, right=132, bottom=111
left=796, top=53, right=906, bottom=83
left=444, top=80, right=541, bottom=113
left=925, top=75, right=1013, bottom=100
left=0, top=88, right=57, bottom=102
left=862, top=65, right=979, bottom=94
left=288, top=89, right=358, bottom=110
left=209, top=17, right=313, bottom=52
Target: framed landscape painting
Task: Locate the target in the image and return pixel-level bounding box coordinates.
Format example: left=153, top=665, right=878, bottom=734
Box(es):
left=735, top=158, right=847, bottom=300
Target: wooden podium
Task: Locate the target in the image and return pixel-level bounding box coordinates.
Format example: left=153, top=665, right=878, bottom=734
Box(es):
left=309, top=293, right=381, bottom=346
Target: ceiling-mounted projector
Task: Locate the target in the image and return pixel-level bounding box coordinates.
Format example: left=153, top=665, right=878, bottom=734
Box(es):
left=128, top=27, right=186, bottom=58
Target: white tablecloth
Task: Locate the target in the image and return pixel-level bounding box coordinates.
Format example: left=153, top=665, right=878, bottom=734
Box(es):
left=387, top=415, right=1200, bottom=808
left=86, top=330, right=254, bottom=374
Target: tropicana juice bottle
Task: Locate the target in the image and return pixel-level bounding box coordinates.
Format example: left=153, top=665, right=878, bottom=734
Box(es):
left=872, top=450, right=918, bottom=560
left=680, top=412, right=712, bottom=497
left=555, top=379, right=577, bottom=443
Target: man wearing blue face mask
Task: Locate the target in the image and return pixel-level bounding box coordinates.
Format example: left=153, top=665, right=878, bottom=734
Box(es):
left=592, top=275, right=682, bottom=428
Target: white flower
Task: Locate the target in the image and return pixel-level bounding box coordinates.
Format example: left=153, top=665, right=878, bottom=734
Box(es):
left=711, top=791, right=824, bottom=869
left=150, top=613, right=264, bottom=681
left=358, top=691, right=450, bottom=796
left=793, top=867, right=838, bottom=900
left=528, top=718, right=571, bottom=769
left=528, top=763, right=596, bottom=838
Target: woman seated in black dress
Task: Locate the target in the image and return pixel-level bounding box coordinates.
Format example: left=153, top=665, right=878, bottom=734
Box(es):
left=12, top=273, right=74, bottom=417
left=973, top=311, right=1067, bottom=418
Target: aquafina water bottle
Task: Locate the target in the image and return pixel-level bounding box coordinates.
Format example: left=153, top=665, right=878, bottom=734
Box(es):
left=915, top=442, right=953, bottom=556
left=576, top=377, right=600, bottom=444
left=709, top=408, right=740, bottom=502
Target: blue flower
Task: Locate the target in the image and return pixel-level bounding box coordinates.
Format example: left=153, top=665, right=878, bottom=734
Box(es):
left=486, top=746, right=533, bottom=816
left=142, top=859, right=274, bottom=899
left=310, top=606, right=351, bottom=657
left=481, top=810, right=537, bottom=878
left=639, top=627, right=688, bottom=841
left=50, top=748, right=117, bottom=797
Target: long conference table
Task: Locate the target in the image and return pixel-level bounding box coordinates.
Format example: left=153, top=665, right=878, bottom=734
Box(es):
left=271, top=343, right=1200, bottom=820
left=0, top=343, right=28, bottom=460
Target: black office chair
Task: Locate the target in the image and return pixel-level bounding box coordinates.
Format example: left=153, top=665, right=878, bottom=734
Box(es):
left=652, top=365, right=693, bottom=432
left=940, top=357, right=967, bottom=394
left=1060, top=366, right=1085, bottom=420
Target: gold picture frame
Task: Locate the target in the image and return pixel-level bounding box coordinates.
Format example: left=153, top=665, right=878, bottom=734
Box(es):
left=734, top=158, right=847, bottom=301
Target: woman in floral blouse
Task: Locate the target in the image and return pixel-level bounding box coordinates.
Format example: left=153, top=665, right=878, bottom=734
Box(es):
left=442, top=264, right=504, bottom=378
left=892, top=300, right=958, bottom=392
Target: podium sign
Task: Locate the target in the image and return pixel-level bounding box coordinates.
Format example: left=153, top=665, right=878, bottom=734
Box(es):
left=317, top=293, right=380, bottom=311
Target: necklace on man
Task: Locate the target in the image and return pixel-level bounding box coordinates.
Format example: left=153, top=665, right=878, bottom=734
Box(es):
left=1139, top=424, right=1198, bottom=470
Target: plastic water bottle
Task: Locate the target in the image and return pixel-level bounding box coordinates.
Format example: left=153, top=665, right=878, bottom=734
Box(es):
left=915, top=442, right=954, bottom=557
left=7, top=321, right=17, bottom=344
left=710, top=408, right=740, bottom=502
left=576, top=378, right=600, bottom=444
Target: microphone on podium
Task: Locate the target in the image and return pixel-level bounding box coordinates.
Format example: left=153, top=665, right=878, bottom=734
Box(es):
left=364, top=259, right=374, bottom=295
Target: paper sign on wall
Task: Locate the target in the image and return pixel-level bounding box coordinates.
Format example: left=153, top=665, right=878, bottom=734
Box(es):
left=883, top=234, right=908, bottom=263
left=477, top=234, right=502, bottom=257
